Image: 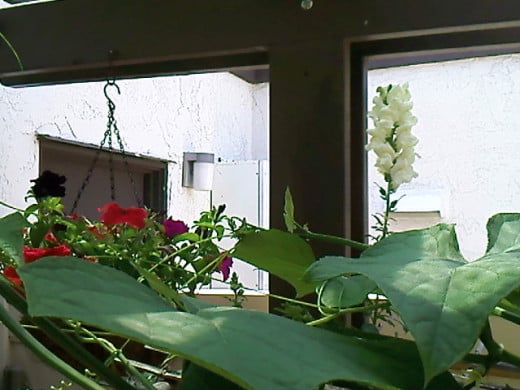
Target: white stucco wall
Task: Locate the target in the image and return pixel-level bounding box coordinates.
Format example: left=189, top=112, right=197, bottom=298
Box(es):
left=252, top=83, right=270, bottom=160
left=0, top=71, right=269, bottom=383
left=0, top=72, right=268, bottom=223
left=368, top=54, right=520, bottom=260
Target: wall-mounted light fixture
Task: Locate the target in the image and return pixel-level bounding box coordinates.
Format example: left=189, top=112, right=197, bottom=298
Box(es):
left=182, top=152, right=215, bottom=191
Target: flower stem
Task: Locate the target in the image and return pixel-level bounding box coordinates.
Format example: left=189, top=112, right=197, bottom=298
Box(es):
left=501, top=348, right=520, bottom=368
left=68, top=322, right=156, bottom=390
left=203, top=275, right=319, bottom=308
left=479, top=320, right=502, bottom=372
left=306, top=302, right=390, bottom=327
left=0, top=199, right=23, bottom=212
left=478, top=318, right=520, bottom=370
left=0, top=279, right=135, bottom=389
left=149, top=235, right=228, bottom=272
left=0, top=31, right=24, bottom=70
left=297, top=230, right=369, bottom=251
left=0, top=303, right=105, bottom=390
left=268, top=293, right=319, bottom=308
left=381, top=181, right=393, bottom=239
left=182, top=254, right=224, bottom=289
left=463, top=350, right=520, bottom=369
left=493, top=306, right=520, bottom=326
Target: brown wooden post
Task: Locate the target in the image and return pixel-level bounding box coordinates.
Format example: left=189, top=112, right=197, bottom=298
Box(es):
left=269, top=39, right=357, bottom=309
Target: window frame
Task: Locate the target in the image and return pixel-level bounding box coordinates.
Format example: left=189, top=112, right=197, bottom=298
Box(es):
left=348, top=26, right=520, bottom=243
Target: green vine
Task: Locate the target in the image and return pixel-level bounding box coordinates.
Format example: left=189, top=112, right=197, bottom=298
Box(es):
left=0, top=30, right=23, bottom=70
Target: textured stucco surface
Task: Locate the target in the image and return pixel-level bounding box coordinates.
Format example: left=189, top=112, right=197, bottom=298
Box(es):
left=0, top=72, right=268, bottom=223
left=0, top=72, right=269, bottom=380
left=368, top=54, right=520, bottom=260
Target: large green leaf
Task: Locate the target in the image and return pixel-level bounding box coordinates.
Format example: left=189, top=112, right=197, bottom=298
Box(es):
left=233, top=229, right=316, bottom=297
left=305, top=224, right=465, bottom=285
left=486, top=213, right=520, bottom=312
left=179, top=363, right=245, bottom=390
left=0, top=212, right=24, bottom=266
left=319, top=275, right=376, bottom=310
left=363, top=223, right=466, bottom=263
left=486, top=213, right=520, bottom=254
left=20, top=257, right=434, bottom=390
left=305, top=223, right=520, bottom=385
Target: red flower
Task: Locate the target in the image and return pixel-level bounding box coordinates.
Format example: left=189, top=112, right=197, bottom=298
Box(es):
left=163, top=218, right=188, bottom=237
left=218, top=256, right=233, bottom=281
left=88, top=225, right=106, bottom=238
left=44, top=232, right=58, bottom=243
left=99, top=202, right=147, bottom=229
left=2, top=266, right=22, bottom=286
left=23, top=244, right=71, bottom=263
left=23, top=247, right=47, bottom=262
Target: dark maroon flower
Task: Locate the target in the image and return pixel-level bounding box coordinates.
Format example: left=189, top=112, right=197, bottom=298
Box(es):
left=163, top=218, right=188, bottom=237
left=31, top=170, right=66, bottom=198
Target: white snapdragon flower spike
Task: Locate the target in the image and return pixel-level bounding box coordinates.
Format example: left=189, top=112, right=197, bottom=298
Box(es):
left=366, top=83, right=418, bottom=190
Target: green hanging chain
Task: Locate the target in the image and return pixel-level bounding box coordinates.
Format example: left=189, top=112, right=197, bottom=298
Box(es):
left=0, top=31, right=23, bottom=70
left=104, top=79, right=119, bottom=202
left=70, top=79, right=142, bottom=213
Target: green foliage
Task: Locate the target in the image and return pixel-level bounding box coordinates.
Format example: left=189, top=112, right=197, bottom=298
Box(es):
left=0, top=212, right=24, bottom=266
left=4, top=181, right=520, bottom=388
left=306, top=219, right=520, bottom=385
left=283, top=187, right=296, bottom=233
left=20, top=257, right=433, bottom=390
left=318, top=275, right=376, bottom=311
left=178, top=363, right=245, bottom=390
left=486, top=213, right=520, bottom=254
left=226, top=271, right=246, bottom=308
left=233, top=229, right=316, bottom=297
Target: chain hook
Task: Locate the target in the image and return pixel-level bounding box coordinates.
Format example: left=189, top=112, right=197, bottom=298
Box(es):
left=103, top=79, right=120, bottom=109
left=71, top=73, right=142, bottom=212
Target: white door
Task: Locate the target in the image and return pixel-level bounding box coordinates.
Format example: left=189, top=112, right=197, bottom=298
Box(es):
left=209, top=160, right=269, bottom=292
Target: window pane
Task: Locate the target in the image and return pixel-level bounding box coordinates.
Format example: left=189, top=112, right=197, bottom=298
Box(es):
left=367, top=53, right=520, bottom=260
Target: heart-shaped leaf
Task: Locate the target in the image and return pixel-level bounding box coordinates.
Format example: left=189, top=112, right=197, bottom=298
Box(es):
left=486, top=213, right=520, bottom=314
left=234, top=229, right=316, bottom=296
left=305, top=222, right=520, bottom=385
left=20, top=257, right=433, bottom=390
left=0, top=212, right=24, bottom=266
left=486, top=213, right=520, bottom=254
left=178, top=363, right=244, bottom=390
left=363, top=223, right=465, bottom=263
left=319, top=275, right=376, bottom=309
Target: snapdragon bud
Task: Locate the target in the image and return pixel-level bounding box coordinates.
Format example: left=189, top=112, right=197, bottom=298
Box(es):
left=366, top=83, right=418, bottom=190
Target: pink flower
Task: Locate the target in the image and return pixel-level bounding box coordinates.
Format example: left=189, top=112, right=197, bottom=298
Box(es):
left=163, top=218, right=188, bottom=237
left=99, top=202, right=147, bottom=229
left=219, top=256, right=233, bottom=281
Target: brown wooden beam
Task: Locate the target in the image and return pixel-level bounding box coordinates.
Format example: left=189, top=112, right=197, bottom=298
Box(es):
left=1, top=1, right=520, bottom=85
left=0, top=52, right=268, bottom=87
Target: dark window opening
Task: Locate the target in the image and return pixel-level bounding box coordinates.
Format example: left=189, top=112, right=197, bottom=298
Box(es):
left=39, top=136, right=167, bottom=220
